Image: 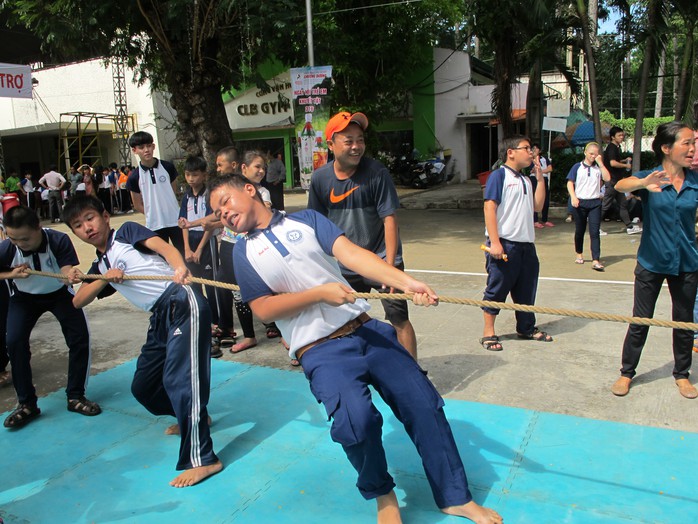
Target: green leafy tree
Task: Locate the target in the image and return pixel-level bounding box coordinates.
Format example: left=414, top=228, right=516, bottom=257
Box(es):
left=2, top=0, right=304, bottom=166
left=631, top=0, right=669, bottom=170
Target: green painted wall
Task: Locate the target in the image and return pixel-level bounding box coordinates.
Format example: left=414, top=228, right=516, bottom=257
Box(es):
left=409, top=48, right=436, bottom=156
left=232, top=127, right=293, bottom=187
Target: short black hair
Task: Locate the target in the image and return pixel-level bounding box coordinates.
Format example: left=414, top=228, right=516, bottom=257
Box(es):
left=216, top=146, right=239, bottom=163
left=207, top=174, right=264, bottom=206
left=652, top=121, right=691, bottom=163
left=184, top=156, right=207, bottom=173
left=128, top=131, right=154, bottom=148
left=48, top=164, right=57, bottom=171
left=62, top=195, right=105, bottom=229
left=109, top=162, right=118, bottom=169
left=609, top=126, right=624, bottom=139
left=499, top=135, right=530, bottom=161
left=4, top=205, right=40, bottom=230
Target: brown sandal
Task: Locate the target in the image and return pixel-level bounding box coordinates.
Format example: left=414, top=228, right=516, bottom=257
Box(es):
left=4, top=403, right=41, bottom=428
left=67, top=396, right=102, bottom=416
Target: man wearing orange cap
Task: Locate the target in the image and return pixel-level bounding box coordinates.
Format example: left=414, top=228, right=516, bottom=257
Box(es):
left=308, top=111, right=419, bottom=359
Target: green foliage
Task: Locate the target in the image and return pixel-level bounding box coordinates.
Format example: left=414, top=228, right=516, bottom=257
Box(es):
left=269, top=0, right=466, bottom=122
left=599, top=110, right=674, bottom=136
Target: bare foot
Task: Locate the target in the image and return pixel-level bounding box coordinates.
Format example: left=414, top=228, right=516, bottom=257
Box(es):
left=230, top=337, right=257, bottom=354
left=441, top=501, right=502, bottom=523
left=377, top=491, right=402, bottom=524
left=169, top=460, right=223, bottom=488
left=0, top=370, right=11, bottom=387
left=164, top=415, right=213, bottom=435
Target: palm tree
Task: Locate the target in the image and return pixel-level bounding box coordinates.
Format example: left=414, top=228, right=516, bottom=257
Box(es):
left=672, top=0, right=698, bottom=120
left=522, top=2, right=580, bottom=145
left=574, top=0, right=603, bottom=145
left=632, top=0, right=669, bottom=170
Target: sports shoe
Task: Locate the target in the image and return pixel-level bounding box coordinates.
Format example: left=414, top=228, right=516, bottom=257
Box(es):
left=565, top=215, right=573, bottom=223
left=632, top=217, right=640, bottom=224
left=626, top=225, right=643, bottom=235
left=599, top=229, right=607, bottom=236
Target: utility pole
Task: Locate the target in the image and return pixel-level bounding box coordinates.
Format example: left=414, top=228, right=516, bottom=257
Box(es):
left=305, top=0, right=315, bottom=67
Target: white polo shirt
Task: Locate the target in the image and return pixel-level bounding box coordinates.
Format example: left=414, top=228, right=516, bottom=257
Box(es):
left=89, top=222, right=174, bottom=311
left=0, top=229, right=78, bottom=294
left=566, top=162, right=604, bottom=200
left=38, top=170, right=66, bottom=191
left=483, top=166, right=535, bottom=243
left=234, top=210, right=370, bottom=356
left=126, top=158, right=180, bottom=231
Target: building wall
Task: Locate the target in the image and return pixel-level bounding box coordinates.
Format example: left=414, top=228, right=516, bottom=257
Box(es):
left=0, top=59, right=180, bottom=173
left=432, top=48, right=473, bottom=182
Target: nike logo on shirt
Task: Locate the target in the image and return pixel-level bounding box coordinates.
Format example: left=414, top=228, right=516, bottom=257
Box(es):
left=330, top=186, right=360, bottom=203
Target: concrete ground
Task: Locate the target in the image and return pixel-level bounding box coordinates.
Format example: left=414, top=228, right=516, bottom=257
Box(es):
left=1, top=181, right=695, bottom=435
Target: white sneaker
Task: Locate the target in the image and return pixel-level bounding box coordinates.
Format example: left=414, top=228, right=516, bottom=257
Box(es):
left=632, top=217, right=640, bottom=224
left=627, top=225, right=643, bottom=235
left=599, top=229, right=607, bottom=236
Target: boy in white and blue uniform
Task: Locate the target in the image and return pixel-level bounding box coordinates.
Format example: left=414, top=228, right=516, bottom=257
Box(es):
left=0, top=205, right=100, bottom=429
left=64, top=195, right=222, bottom=488
left=178, top=156, right=220, bottom=334
left=480, top=135, right=551, bottom=351
left=208, top=175, right=501, bottom=523
left=126, top=131, right=184, bottom=253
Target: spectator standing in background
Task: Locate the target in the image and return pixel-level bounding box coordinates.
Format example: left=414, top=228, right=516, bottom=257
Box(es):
left=265, top=152, right=286, bottom=211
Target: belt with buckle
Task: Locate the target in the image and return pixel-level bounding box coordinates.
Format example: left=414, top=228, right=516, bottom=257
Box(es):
left=295, top=312, right=371, bottom=361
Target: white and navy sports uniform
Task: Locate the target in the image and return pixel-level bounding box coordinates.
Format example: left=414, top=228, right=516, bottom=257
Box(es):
left=0, top=229, right=92, bottom=407
left=234, top=209, right=473, bottom=507
left=125, top=158, right=184, bottom=253
left=179, top=187, right=220, bottom=324
left=482, top=165, right=540, bottom=336
left=89, top=222, right=217, bottom=471
left=567, top=161, right=604, bottom=260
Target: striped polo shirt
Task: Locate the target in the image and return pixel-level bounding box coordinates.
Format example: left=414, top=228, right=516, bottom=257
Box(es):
left=234, top=210, right=370, bottom=355
left=483, top=165, right=535, bottom=243
left=89, top=222, right=175, bottom=311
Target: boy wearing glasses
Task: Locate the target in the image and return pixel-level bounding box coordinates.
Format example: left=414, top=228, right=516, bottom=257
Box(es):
left=480, top=136, right=551, bottom=351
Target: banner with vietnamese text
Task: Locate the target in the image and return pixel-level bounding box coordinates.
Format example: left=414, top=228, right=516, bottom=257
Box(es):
left=290, top=66, right=332, bottom=189
left=0, top=63, right=32, bottom=99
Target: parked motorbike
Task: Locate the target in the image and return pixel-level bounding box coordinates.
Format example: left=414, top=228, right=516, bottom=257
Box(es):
left=392, top=146, right=453, bottom=188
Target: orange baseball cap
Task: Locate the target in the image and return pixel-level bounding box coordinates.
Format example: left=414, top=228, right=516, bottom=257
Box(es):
left=325, top=111, right=369, bottom=141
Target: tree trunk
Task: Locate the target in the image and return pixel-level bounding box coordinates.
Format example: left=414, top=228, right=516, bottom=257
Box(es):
left=633, top=0, right=660, bottom=171
left=577, top=1, right=602, bottom=145
left=673, top=35, right=679, bottom=114
left=526, top=58, right=543, bottom=145
left=492, top=36, right=516, bottom=136
left=654, top=47, right=665, bottom=117
left=674, top=21, right=694, bottom=120
left=165, top=70, right=234, bottom=171
left=621, top=4, right=632, bottom=119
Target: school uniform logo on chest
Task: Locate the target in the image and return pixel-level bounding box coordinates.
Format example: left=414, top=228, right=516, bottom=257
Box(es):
left=159, top=175, right=167, bottom=183
left=286, top=230, right=303, bottom=243
left=116, top=261, right=127, bottom=271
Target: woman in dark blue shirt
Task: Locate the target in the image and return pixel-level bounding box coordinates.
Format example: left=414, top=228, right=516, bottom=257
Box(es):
left=610, top=121, right=698, bottom=399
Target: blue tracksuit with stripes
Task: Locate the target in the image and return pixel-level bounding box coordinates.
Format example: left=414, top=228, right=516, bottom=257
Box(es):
left=89, top=222, right=217, bottom=470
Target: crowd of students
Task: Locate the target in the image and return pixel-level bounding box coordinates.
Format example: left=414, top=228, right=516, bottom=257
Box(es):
left=0, top=109, right=697, bottom=523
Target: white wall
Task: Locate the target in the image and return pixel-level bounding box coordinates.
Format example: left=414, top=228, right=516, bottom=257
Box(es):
left=432, top=48, right=473, bottom=182
left=0, top=58, right=181, bottom=166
